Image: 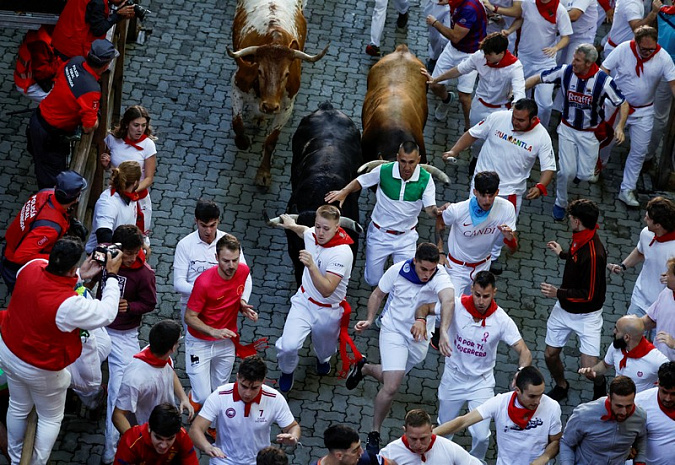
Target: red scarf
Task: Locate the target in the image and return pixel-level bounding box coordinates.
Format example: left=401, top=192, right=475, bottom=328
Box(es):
left=338, top=300, right=363, bottom=379
left=515, top=116, right=540, bottom=132
left=486, top=50, right=518, bottom=68
left=233, top=335, right=269, bottom=359
left=569, top=225, right=598, bottom=256
left=110, top=187, right=149, bottom=235
left=649, top=230, right=675, bottom=246
left=123, top=134, right=148, bottom=151
left=535, top=0, right=559, bottom=23
left=630, top=40, right=661, bottom=77
left=657, top=392, right=675, bottom=420
left=461, top=295, right=497, bottom=327
left=314, top=227, right=354, bottom=248
left=402, top=434, right=436, bottom=462
left=232, top=382, right=263, bottom=417
left=575, top=62, right=599, bottom=80
left=601, top=396, right=635, bottom=421
left=133, top=346, right=170, bottom=368
left=121, top=248, right=146, bottom=270
left=619, top=336, right=656, bottom=369
left=507, top=392, right=535, bottom=429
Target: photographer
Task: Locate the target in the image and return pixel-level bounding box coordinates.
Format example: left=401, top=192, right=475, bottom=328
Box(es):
left=0, top=237, right=122, bottom=464
left=1, top=170, right=88, bottom=294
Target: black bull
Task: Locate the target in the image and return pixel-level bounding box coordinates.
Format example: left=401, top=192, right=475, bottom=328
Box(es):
left=285, top=102, right=362, bottom=285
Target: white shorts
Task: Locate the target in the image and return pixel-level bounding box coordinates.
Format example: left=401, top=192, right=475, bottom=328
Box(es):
left=432, top=43, right=477, bottom=94
left=379, top=328, right=429, bottom=373
left=545, top=301, right=603, bottom=356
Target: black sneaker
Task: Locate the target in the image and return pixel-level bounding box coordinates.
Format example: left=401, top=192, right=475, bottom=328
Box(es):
left=489, top=261, right=503, bottom=275
left=547, top=383, right=569, bottom=401
left=430, top=330, right=440, bottom=351
left=346, top=357, right=367, bottom=390
left=316, top=358, right=331, bottom=376
left=396, top=11, right=409, bottom=29
left=366, top=431, right=381, bottom=455
left=593, top=377, right=607, bottom=400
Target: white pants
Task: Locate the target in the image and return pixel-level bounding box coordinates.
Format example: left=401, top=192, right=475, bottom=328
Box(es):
left=432, top=44, right=478, bottom=93
left=646, top=78, right=672, bottom=157
left=438, top=367, right=493, bottom=461
left=16, top=84, right=49, bottom=103
left=424, top=0, right=450, bottom=60
left=379, top=328, right=430, bottom=373
left=185, top=334, right=235, bottom=405
left=365, top=222, right=418, bottom=286
left=103, top=327, right=140, bottom=462
left=67, top=327, right=111, bottom=408
left=545, top=302, right=603, bottom=356
left=369, top=0, right=409, bottom=47
left=521, top=57, right=556, bottom=127
left=275, top=291, right=344, bottom=374
left=599, top=109, right=654, bottom=192
left=0, top=338, right=71, bottom=465
left=444, top=259, right=492, bottom=297
left=555, top=123, right=600, bottom=208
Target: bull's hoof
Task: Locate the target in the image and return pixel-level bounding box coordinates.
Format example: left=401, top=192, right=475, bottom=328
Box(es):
left=235, top=134, right=250, bottom=150
left=255, top=170, right=271, bottom=189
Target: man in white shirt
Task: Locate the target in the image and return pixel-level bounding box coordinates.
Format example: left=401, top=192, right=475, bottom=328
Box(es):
left=379, top=409, right=481, bottom=465
left=579, top=315, right=669, bottom=392
left=642, top=257, right=675, bottom=360
left=599, top=26, right=675, bottom=206
left=189, top=355, right=301, bottom=465
left=634, top=361, right=675, bottom=465
left=344, top=243, right=455, bottom=453
left=604, top=0, right=660, bottom=57
left=560, top=0, right=599, bottom=64
left=415, top=271, right=532, bottom=462
left=434, top=366, right=563, bottom=465
left=325, top=141, right=438, bottom=287
left=273, top=205, right=354, bottom=392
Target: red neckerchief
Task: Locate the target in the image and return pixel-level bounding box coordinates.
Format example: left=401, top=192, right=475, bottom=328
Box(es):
left=569, top=224, right=598, bottom=256
left=314, top=227, right=354, bottom=248
left=486, top=50, right=518, bottom=68
left=233, top=334, right=269, bottom=359
left=662, top=6, right=675, bottom=14
left=448, top=0, right=464, bottom=9
left=401, top=434, right=436, bottom=462
left=619, top=336, right=656, bottom=369
left=535, top=0, right=559, bottom=23
left=575, top=62, right=599, bottom=80
left=133, top=346, right=170, bottom=368
left=649, top=230, right=675, bottom=246
left=514, top=116, right=541, bottom=132
left=508, top=392, right=535, bottom=429
left=461, top=294, right=498, bottom=327
left=232, top=382, right=263, bottom=417
left=123, top=134, right=148, bottom=151
left=657, top=392, right=675, bottom=420
left=601, top=396, right=635, bottom=421
left=338, top=300, right=363, bottom=378
left=122, top=248, right=146, bottom=270
left=110, top=187, right=149, bottom=234
left=630, top=40, right=661, bottom=77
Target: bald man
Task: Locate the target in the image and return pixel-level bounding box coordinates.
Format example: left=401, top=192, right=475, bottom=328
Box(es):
left=579, top=315, right=669, bottom=393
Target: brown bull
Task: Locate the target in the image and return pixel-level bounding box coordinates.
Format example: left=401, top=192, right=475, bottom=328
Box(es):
left=227, top=0, right=328, bottom=188
left=361, top=44, right=429, bottom=163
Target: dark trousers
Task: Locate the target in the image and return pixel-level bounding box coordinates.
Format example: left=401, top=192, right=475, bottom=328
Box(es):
left=26, top=110, right=70, bottom=190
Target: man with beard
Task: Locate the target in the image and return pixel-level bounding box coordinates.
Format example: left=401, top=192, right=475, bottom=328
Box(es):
left=312, top=424, right=395, bottom=465
left=579, top=315, right=668, bottom=393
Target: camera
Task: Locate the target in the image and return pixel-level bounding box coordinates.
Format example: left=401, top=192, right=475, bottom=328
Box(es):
left=126, top=0, right=151, bottom=21
left=93, top=244, right=121, bottom=265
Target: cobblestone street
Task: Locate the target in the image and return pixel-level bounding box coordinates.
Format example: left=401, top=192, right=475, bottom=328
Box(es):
left=0, top=0, right=671, bottom=463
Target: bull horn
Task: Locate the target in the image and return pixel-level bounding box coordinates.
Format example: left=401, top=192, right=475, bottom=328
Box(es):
left=227, top=45, right=260, bottom=59
left=291, top=43, right=330, bottom=62
left=339, top=217, right=364, bottom=235
left=264, top=210, right=299, bottom=227
left=357, top=160, right=387, bottom=175
left=420, top=164, right=450, bottom=184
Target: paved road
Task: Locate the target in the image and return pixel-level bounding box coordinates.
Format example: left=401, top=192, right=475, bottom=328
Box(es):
left=0, top=0, right=670, bottom=463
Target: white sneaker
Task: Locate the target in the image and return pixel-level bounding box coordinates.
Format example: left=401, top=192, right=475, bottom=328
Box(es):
left=618, top=189, right=639, bottom=207
left=434, top=92, right=456, bottom=121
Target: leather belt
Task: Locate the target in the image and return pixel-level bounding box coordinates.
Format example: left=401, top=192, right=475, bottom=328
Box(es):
left=301, top=286, right=334, bottom=307
left=373, top=222, right=414, bottom=236
left=447, top=252, right=490, bottom=268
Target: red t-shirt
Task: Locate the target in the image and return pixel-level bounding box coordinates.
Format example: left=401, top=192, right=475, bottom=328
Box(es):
left=114, top=423, right=198, bottom=465
left=186, top=264, right=250, bottom=341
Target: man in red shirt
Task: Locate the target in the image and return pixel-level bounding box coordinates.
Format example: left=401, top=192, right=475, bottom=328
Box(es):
left=27, top=39, right=117, bottom=190
left=114, top=403, right=198, bottom=465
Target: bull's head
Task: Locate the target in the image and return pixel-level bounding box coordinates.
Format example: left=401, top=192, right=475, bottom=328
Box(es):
left=227, top=42, right=329, bottom=115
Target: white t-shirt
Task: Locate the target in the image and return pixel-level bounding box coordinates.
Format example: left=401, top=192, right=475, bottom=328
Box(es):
left=199, top=383, right=295, bottom=465
left=631, top=227, right=675, bottom=311
left=566, top=0, right=598, bottom=37
left=115, top=358, right=175, bottom=425
left=519, top=0, right=574, bottom=66
left=475, top=392, right=562, bottom=465
left=635, top=387, right=675, bottom=465
left=173, top=229, right=252, bottom=309
left=470, top=110, right=556, bottom=196
left=380, top=435, right=482, bottom=465
left=85, top=188, right=137, bottom=253
left=357, top=163, right=436, bottom=230
left=457, top=51, right=526, bottom=104
left=300, top=228, right=352, bottom=304
left=444, top=297, right=522, bottom=380
left=603, top=43, right=675, bottom=112
left=442, top=197, right=517, bottom=264
left=646, top=288, right=675, bottom=360
left=378, top=261, right=454, bottom=338
left=104, top=134, right=157, bottom=180
left=607, top=0, right=644, bottom=47
left=603, top=343, right=669, bottom=392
